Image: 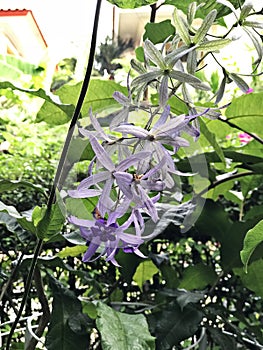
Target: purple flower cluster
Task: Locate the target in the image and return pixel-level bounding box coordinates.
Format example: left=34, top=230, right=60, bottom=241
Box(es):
left=67, top=103, right=206, bottom=264
left=67, top=39, right=218, bottom=265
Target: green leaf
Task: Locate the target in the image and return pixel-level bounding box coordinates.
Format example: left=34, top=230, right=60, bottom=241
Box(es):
left=0, top=81, right=75, bottom=125
left=106, top=0, right=156, bottom=9
left=225, top=92, right=263, bottom=138
left=240, top=220, right=263, bottom=272
left=234, top=259, right=263, bottom=297
left=178, top=263, right=217, bottom=290
left=63, top=231, right=87, bottom=245
left=56, top=79, right=128, bottom=117
left=17, top=217, right=36, bottom=235
left=135, top=46, right=145, bottom=62
left=160, top=265, right=179, bottom=289
left=133, top=260, right=159, bottom=291
left=143, top=20, right=175, bottom=45
left=96, top=302, right=155, bottom=350
left=155, top=303, right=203, bottom=349
left=67, top=137, right=95, bottom=163
left=83, top=302, right=97, bottom=320
left=0, top=54, right=41, bottom=76
left=0, top=201, right=21, bottom=219
left=206, top=180, right=235, bottom=200
left=58, top=246, right=87, bottom=258
left=164, top=0, right=244, bottom=19
left=239, top=175, right=263, bottom=199
left=173, top=8, right=191, bottom=45
left=176, top=290, right=205, bottom=309
left=33, top=202, right=66, bottom=241
left=208, top=327, right=237, bottom=349
left=193, top=9, right=217, bottom=44
left=197, top=38, right=231, bottom=51
left=0, top=61, right=23, bottom=80
left=161, top=289, right=205, bottom=309
left=0, top=179, right=46, bottom=194
left=66, top=198, right=95, bottom=220
left=168, top=95, right=188, bottom=115
left=199, top=118, right=225, bottom=164
left=46, top=276, right=88, bottom=350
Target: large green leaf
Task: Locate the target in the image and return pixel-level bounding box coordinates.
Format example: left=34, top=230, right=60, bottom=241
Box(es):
left=46, top=277, right=89, bottom=350
left=96, top=302, right=155, bottom=350
left=106, top=0, right=156, bottom=9
left=0, top=201, right=21, bottom=219
left=234, top=259, right=263, bottom=298
left=240, top=220, right=263, bottom=272
left=155, top=303, right=203, bottom=349
left=225, top=92, right=263, bottom=138
left=0, top=81, right=75, bottom=125
left=143, top=20, right=175, bottom=44
left=0, top=54, right=41, bottom=76
left=208, top=327, right=237, bottom=349
left=55, top=79, right=127, bottom=118
left=193, top=201, right=263, bottom=270
left=199, top=118, right=225, bottom=164
left=178, top=263, right=217, bottom=290
left=0, top=179, right=46, bottom=195
left=0, top=61, right=23, bottom=80
left=164, top=0, right=244, bottom=19
left=33, top=202, right=66, bottom=241
left=133, top=260, right=159, bottom=290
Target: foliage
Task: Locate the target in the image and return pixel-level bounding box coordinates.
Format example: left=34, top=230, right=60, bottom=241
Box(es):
left=0, top=0, right=263, bottom=349
left=95, top=36, right=134, bottom=76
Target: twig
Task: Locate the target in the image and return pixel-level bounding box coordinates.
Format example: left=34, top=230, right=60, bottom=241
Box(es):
left=197, top=171, right=254, bottom=197
left=25, top=268, right=50, bottom=350
left=218, top=117, right=263, bottom=145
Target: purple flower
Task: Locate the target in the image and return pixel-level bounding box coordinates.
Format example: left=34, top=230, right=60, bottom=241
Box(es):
left=68, top=134, right=151, bottom=216
left=114, top=157, right=167, bottom=222
left=131, top=40, right=208, bottom=106
left=114, top=106, right=192, bottom=187
left=68, top=214, right=145, bottom=266
left=246, top=88, right=254, bottom=94
left=79, top=109, right=132, bottom=162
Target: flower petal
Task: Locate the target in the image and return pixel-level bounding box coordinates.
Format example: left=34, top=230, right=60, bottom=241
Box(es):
left=68, top=188, right=101, bottom=198
left=89, top=135, right=115, bottom=172
left=82, top=242, right=100, bottom=262
left=114, top=124, right=150, bottom=139
left=77, top=171, right=109, bottom=191
left=152, top=105, right=170, bottom=130
left=131, top=71, right=162, bottom=88
left=116, top=152, right=150, bottom=172
left=144, top=39, right=167, bottom=70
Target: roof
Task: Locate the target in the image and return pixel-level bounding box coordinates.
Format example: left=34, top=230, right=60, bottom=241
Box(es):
left=0, top=9, right=47, bottom=62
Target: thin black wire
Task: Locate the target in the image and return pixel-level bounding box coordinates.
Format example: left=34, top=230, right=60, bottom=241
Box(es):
left=47, top=0, right=102, bottom=208
left=5, top=1, right=102, bottom=348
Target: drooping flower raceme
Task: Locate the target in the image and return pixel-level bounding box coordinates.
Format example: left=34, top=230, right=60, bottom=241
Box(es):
left=67, top=106, right=199, bottom=264
left=66, top=3, right=257, bottom=265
